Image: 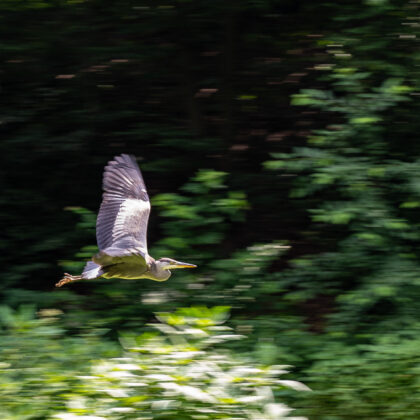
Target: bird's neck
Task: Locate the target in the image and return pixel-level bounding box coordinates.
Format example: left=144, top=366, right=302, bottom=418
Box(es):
left=149, top=260, right=171, bottom=282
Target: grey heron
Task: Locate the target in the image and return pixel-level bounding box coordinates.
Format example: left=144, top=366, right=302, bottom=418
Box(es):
left=56, top=154, right=196, bottom=287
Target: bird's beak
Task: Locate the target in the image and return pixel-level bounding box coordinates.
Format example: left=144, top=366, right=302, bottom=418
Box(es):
left=171, top=261, right=197, bottom=269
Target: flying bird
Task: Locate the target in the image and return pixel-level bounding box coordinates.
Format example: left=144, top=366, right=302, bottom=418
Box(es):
left=56, top=154, right=196, bottom=287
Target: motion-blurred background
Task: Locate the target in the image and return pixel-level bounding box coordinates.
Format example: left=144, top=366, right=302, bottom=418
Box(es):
left=1, top=1, right=420, bottom=419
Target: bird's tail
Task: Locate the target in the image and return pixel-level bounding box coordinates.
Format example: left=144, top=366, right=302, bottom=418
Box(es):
left=82, top=261, right=104, bottom=280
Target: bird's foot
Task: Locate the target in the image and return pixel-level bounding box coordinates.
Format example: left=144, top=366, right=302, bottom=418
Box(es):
left=55, top=273, right=82, bottom=288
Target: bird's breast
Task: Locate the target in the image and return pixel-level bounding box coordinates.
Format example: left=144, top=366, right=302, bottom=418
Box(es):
left=103, top=263, right=149, bottom=280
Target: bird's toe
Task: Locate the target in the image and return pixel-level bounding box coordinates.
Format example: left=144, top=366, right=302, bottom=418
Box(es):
left=55, top=278, right=68, bottom=287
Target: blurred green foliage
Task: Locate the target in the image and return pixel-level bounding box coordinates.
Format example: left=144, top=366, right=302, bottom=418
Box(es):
left=0, top=306, right=308, bottom=419
left=264, top=2, right=420, bottom=417
left=3, top=0, right=420, bottom=418
left=0, top=305, right=118, bottom=419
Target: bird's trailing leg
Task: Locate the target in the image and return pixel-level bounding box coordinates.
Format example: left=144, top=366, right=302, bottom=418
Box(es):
left=56, top=273, right=82, bottom=288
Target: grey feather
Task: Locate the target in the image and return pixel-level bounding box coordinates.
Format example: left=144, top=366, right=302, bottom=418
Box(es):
left=96, top=154, right=151, bottom=264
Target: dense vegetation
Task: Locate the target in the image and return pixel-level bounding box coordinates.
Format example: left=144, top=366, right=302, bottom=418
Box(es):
left=2, top=0, right=420, bottom=418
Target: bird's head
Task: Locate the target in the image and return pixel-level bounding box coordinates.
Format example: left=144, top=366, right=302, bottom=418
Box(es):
left=156, top=257, right=197, bottom=271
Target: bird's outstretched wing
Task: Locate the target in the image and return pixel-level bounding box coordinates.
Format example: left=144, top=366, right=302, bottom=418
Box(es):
left=96, top=154, right=151, bottom=261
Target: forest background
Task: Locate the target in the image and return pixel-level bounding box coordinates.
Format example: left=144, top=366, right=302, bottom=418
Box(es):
left=2, top=0, right=420, bottom=419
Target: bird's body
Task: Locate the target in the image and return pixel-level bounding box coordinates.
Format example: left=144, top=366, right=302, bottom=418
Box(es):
left=91, top=251, right=170, bottom=281
left=56, top=154, right=195, bottom=287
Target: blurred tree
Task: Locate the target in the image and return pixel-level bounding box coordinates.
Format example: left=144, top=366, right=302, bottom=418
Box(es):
left=0, top=0, right=321, bottom=295
left=265, top=1, right=420, bottom=417
left=2, top=0, right=420, bottom=418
